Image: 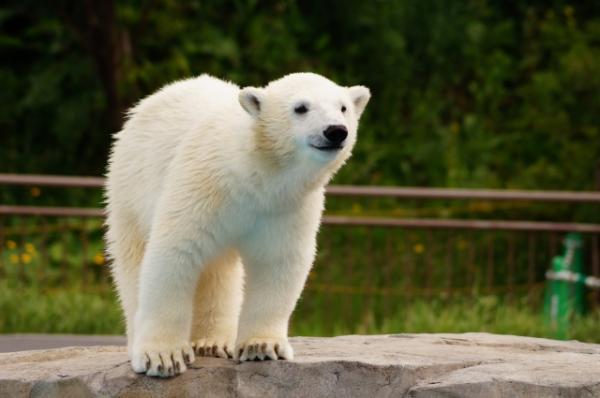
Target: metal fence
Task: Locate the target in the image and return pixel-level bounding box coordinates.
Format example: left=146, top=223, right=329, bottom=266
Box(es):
left=1, top=174, right=600, bottom=318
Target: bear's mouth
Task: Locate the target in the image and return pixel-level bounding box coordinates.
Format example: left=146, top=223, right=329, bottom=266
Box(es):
left=309, top=144, right=343, bottom=152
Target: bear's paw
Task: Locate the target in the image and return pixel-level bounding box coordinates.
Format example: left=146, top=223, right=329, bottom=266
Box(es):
left=131, top=342, right=195, bottom=378
left=235, top=337, right=293, bottom=362
left=192, top=338, right=234, bottom=359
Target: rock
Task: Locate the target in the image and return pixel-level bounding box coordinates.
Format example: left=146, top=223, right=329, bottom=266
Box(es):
left=0, top=334, right=126, bottom=353
left=0, top=333, right=598, bottom=397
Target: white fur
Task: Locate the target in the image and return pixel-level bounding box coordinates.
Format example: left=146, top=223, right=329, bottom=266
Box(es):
left=105, top=73, right=370, bottom=377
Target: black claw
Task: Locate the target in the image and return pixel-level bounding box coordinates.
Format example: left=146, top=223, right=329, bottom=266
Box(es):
left=175, top=361, right=180, bottom=372
left=184, top=352, right=190, bottom=364
left=198, top=347, right=205, bottom=356
left=158, top=353, right=165, bottom=373
left=212, top=345, right=218, bottom=356
left=238, top=348, right=243, bottom=357
left=171, top=353, right=178, bottom=373
left=274, top=343, right=280, bottom=358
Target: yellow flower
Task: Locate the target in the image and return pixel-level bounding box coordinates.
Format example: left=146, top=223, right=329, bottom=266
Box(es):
left=21, top=253, right=32, bottom=264
left=414, top=243, right=425, bottom=254
left=564, top=5, right=574, bottom=17
left=25, top=243, right=36, bottom=254
left=469, top=202, right=494, bottom=213
left=6, top=240, right=17, bottom=250
left=351, top=203, right=363, bottom=214
left=9, top=254, right=19, bottom=264
left=93, top=253, right=105, bottom=265
left=449, top=122, right=460, bottom=134
left=30, top=187, right=41, bottom=197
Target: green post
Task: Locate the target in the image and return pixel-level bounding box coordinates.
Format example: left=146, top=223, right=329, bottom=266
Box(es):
left=543, top=233, right=585, bottom=339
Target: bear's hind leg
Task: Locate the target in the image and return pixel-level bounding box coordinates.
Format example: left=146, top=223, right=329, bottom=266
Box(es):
left=191, top=250, right=243, bottom=358
left=106, top=214, right=146, bottom=358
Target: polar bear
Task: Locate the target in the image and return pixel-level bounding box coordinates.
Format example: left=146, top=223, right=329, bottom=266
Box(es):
left=105, top=72, right=370, bottom=377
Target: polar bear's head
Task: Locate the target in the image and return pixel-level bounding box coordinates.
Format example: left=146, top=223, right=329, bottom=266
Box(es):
left=239, top=73, right=370, bottom=175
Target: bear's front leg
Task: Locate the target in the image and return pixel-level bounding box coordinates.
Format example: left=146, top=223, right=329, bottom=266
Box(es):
left=131, top=228, right=214, bottom=377
left=190, top=251, right=243, bottom=359
left=236, top=206, right=321, bottom=361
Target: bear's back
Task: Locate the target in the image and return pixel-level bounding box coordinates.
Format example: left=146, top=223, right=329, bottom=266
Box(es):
left=124, top=75, right=240, bottom=139
left=107, top=75, right=242, bottom=233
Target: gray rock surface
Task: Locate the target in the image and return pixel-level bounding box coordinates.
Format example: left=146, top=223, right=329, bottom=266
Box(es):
left=0, top=334, right=125, bottom=353
left=0, top=333, right=599, bottom=397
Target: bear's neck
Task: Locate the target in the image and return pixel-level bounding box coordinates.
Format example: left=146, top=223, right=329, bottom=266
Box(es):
left=231, top=123, right=338, bottom=209
left=235, top=151, right=332, bottom=212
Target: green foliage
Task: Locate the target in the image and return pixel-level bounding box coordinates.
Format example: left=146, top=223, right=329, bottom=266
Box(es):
left=0, top=282, right=123, bottom=334
left=0, top=1, right=598, bottom=189
left=1, top=2, right=598, bottom=343
left=2, top=281, right=599, bottom=343
left=294, top=294, right=600, bottom=343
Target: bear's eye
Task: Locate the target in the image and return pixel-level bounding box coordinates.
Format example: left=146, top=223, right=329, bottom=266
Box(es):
left=294, top=104, right=308, bottom=115
left=341, top=105, right=347, bottom=113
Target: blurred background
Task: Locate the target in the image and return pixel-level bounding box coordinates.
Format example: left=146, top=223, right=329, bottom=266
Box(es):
left=0, top=1, right=599, bottom=343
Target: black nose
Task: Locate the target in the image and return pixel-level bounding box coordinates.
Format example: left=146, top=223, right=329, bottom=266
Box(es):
left=323, top=125, right=348, bottom=145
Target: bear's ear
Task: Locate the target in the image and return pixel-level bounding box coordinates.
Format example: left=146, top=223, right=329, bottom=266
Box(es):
left=239, top=87, right=264, bottom=118
left=348, top=86, right=371, bottom=118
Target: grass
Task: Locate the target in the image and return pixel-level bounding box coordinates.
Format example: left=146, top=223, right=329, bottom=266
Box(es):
left=293, top=291, right=600, bottom=343
left=1, top=281, right=598, bottom=343
left=0, top=282, right=123, bottom=335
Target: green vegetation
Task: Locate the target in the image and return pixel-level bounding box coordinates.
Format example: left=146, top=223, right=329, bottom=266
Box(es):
left=0, top=2, right=598, bottom=342
left=0, top=282, right=123, bottom=335
left=1, top=282, right=599, bottom=343
left=295, top=294, right=600, bottom=343
left=1, top=1, right=598, bottom=192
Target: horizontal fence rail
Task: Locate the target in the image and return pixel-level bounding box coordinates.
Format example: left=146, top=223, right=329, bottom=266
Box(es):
left=1, top=206, right=599, bottom=233
left=323, top=216, right=600, bottom=232
left=0, top=206, right=104, bottom=218
left=327, top=185, right=600, bottom=202
left=0, top=174, right=105, bottom=188
left=1, top=174, right=600, bottom=202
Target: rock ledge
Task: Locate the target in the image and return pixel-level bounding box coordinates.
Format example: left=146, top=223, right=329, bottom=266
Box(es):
left=1, top=333, right=599, bottom=397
